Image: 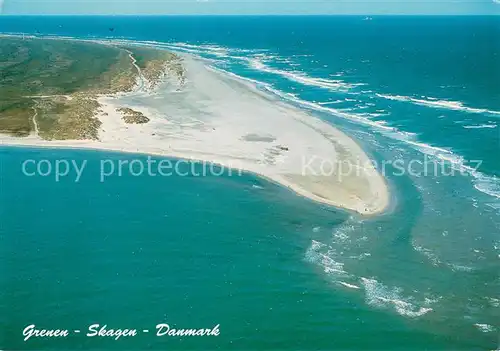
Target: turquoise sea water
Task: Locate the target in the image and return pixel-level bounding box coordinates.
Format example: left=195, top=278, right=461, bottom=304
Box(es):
left=1, top=16, right=499, bottom=350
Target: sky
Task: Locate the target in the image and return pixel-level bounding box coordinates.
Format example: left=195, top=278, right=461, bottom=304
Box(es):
left=0, top=0, right=499, bottom=15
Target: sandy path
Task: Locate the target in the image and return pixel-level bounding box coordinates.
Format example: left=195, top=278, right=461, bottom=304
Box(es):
left=31, top=105, right=39, bottom=136
left=125, top=49, right=146, bottom=91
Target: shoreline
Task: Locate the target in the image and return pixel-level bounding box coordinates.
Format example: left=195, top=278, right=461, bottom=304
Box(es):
left=0, top=37, right=390, bottom=216
left=0, top=137, right=388, bottom=216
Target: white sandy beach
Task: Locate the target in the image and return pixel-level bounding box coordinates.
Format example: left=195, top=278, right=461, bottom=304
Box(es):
left=0, top=51, right=389, bottom=215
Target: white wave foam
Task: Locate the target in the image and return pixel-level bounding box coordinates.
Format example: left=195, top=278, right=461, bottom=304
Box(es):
left=304, top=240, right=348, bottom=276
left=364, top=112, right=389, bottom=117
left=339, top=282, right=361, bottom=289
left=145, top=42, right=261, bottom=64
left=472, top=172, right=500, bottom=200
left=164, top=45, right=236, bottom=60
left=361, top=278, right=435, bottom=318
left=317, top=100, right=344, bottom=106
left=377, top=93, right=500, bottom=116
left=412, top=241, right=442, bottom=266
left=163, top=45, right=208, bottom=56
left=487, top=297, right=500, bottom=308
left=449, top=264, right=475, bottom=272
left=169, top=42, right=259, bottom=55
left=248, top=57, right=364, bottom=92
left=413, top=241, right=479, bottom=272
left=331, top=220, right=359, bottom=242
left=355, top=105, right=370, bottom=110
left=262, top=85, right=395, bottom=132
left=463, top=124, right=497, bottom=129
left=305, top=237, right=437, bottom=319
left=474, top=323, right=495, bottom=333
left=386, top=127, right=500, bottom=202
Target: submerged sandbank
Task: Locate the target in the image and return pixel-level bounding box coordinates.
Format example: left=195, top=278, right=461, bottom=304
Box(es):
left=0, top=40, right=389, bottom=215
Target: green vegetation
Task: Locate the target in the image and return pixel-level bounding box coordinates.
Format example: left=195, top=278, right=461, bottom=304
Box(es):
left=0, top=37, right=137, bottom=97
left=0, top=99, right=34, bottom=137
left=0, top=37, right=186, bottom=139
left=116, top=107, right=150, bottom=124
left=35, top=97, right=102, bottom=140
left=0, top=37, right=182, bottom=140
left=0, top=37, right=139, bottom=139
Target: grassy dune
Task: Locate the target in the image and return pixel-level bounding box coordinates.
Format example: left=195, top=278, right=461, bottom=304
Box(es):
left=116, top=107, right=150, bottom=124
left=35, top=97, right=103, bottom=140
left=0, top=37, right=181, bottom=140
left=0, top=37, right=137, bottom=139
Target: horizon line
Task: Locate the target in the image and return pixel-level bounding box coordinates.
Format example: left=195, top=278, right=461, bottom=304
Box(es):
left=1, top=13, right=499, bottom=16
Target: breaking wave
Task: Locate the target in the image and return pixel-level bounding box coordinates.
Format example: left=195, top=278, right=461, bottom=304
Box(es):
left=305, top=240, right=438, bottom=319
left=317, top=100, right=344, bottom=105
left=463, top=124, right=497, bottom=129
left=247, top=57, right=365, bottom=92
left=413, top=240, right=477, bottom=272
left=305, top=240, right=349, bottom=277
left=473, top=174, right=500, bottom=200
left=376, top=94, right=500, bottom=117
left=261, top=85, right=394, bottom=131
left=474, top=323, right=496, bottom=333
left=361, top=278, right=437, bottom=318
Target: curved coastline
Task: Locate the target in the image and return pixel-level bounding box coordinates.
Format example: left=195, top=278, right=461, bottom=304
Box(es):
left=0, top=37, right=390, bottom=215
left=0, top=138, right=389, bottom=216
